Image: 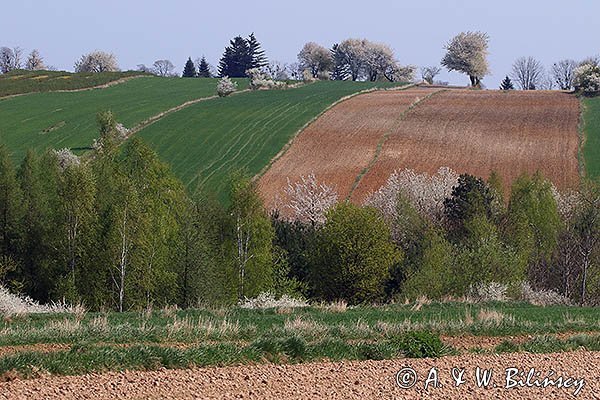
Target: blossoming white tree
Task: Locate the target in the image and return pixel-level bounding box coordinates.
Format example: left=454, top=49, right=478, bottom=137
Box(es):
left=282, top=173, right=338, bottom=226
left=297, top=42, right=333, bottom=79
left=74, top=51, right=119, bottom=73
left=25, top=49, right=45, bottom=71
left=441, top=31, right=490, bottom=87
left=216, top=76, right=237, bottom=97
left=573, top=63, right=600, bottom=94
left=365, top=167, right=459, bottom=225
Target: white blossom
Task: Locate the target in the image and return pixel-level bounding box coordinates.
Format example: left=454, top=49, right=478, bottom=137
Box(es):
left=282, top=173, right=338, bottom=226
left=74, top=51, right=119, bottom=73
left=216, top=76, right=238, bottom=97
left=365, top=167, right=459, bottom=226
left=573, top=63, right=600, bottom=93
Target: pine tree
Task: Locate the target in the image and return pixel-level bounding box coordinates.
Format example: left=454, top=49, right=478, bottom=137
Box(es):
left=182, top=57, right=196, bottom=78
left=500, top=75, right=514, bottom=90
left=247, top=32, right=267, bottom=69
left=197, top=56, right=211, bottom=78
left=218, top=36, right=252, bottom=77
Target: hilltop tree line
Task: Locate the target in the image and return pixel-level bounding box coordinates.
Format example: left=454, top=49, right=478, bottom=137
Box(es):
left=3, top=34, right=600, bottom=93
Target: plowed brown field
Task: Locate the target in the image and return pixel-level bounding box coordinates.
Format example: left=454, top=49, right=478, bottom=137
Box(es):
left=351, top=90, right=581, bottom=203
left=258, top=88, right=581, bottom=209
left=257, top=87, right=439, bottom=210
left=1, top=350, right=597, bottom=399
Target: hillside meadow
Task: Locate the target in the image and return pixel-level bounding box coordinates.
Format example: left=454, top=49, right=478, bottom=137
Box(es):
left=0, top=76, right=247, bottom=161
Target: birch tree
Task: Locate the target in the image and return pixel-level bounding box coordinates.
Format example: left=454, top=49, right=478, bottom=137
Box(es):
left=229, top=175, right=274, bottom=300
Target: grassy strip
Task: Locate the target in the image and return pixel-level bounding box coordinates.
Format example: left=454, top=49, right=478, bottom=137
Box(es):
left=2, top=302, right=600, bottom=348
left=0, top=334, right=453, bottom=378
left=346, top=89, right=445, bottom=201
left=0, top=70, right=145, bottom=97
left=495, top=333, right=600, bottom=354
left=583, top=96, right=600, bottom=178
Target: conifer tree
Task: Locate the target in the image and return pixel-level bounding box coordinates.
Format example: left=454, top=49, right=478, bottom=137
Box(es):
left=197, top=56, right=212, bottom=78
left=247, top=32, right=268, bottom=69
left=218, top=36, right=253, bottom=77
left=182, top=57, right=196, bottom=77
left=500, top=75, right=515, bottom=90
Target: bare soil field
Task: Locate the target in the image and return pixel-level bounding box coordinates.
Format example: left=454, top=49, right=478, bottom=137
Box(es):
left=257, top=87, right=438, bottom=211
left=1, top=350, right=596, bottom=399
left=351, top=90, right=580, bottom=203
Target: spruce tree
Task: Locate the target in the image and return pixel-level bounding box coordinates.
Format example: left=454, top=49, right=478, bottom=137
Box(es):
left=197, top=56, right=211, bottom=78
left=500, top=75, right=515, bottom=90
left=218, top=36, right=252, bottom=77
left=247, top=32, right=267, bottom=69
left=182, top=57, right=196, bottom=78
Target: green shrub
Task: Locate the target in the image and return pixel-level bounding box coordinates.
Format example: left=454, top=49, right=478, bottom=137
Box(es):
left=309, top=203, right=402, bottom=304
left=394, top=332, right=445, bottom=358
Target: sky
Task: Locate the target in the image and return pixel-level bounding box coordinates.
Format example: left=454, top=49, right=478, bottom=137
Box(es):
left=3, top=0, right=599, bottom=87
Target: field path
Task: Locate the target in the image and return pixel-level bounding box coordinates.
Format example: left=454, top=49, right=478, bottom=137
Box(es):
left=351, top=90, right=580, bottom=203
left=258, top=87, right=438, bottom=211
left=1, top=350, right=596, bottom=399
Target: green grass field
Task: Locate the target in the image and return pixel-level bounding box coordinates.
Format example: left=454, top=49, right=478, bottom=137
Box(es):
left=1, top=301, right=599, bottom=377
left=584, top=96, right=600, bottom=178
left=0, top=76, right=246, bottom=161
left=136, top=81, right=404, bottom=197
left=0, top=70, right=145, bottom=97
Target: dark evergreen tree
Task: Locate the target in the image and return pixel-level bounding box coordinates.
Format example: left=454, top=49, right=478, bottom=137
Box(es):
left=247, top=32, right=267, bottom=69
left=500, top=75, right=514, bottom=90
left=182, top=57, right=196, bottom=78
left=218, top=36, right=253, bottom=77
left=197, top=56, right=212, bottom=78
left=330, top=43, right=349, bottom=81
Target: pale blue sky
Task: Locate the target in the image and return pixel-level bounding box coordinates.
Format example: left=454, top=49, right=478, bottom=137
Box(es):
left=4, top=0, right=598, bottom=87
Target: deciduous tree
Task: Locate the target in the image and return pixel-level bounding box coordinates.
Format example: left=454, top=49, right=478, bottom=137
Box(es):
left=552, top=59, right=577, bottom=90
left=152, top=59, right=175, bottom=77
left=298, top=42, right=333, bottom=79
left=74, top=51, right=119, bottom=73
left=25, top=49, right=45, bottom=71
left=511, top=57, right=544, bottom=90
left=441, top=31, right=490, bottom=87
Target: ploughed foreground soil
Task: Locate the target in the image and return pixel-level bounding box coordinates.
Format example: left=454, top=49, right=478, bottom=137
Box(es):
left=1, top=350, right=597, bottom=399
